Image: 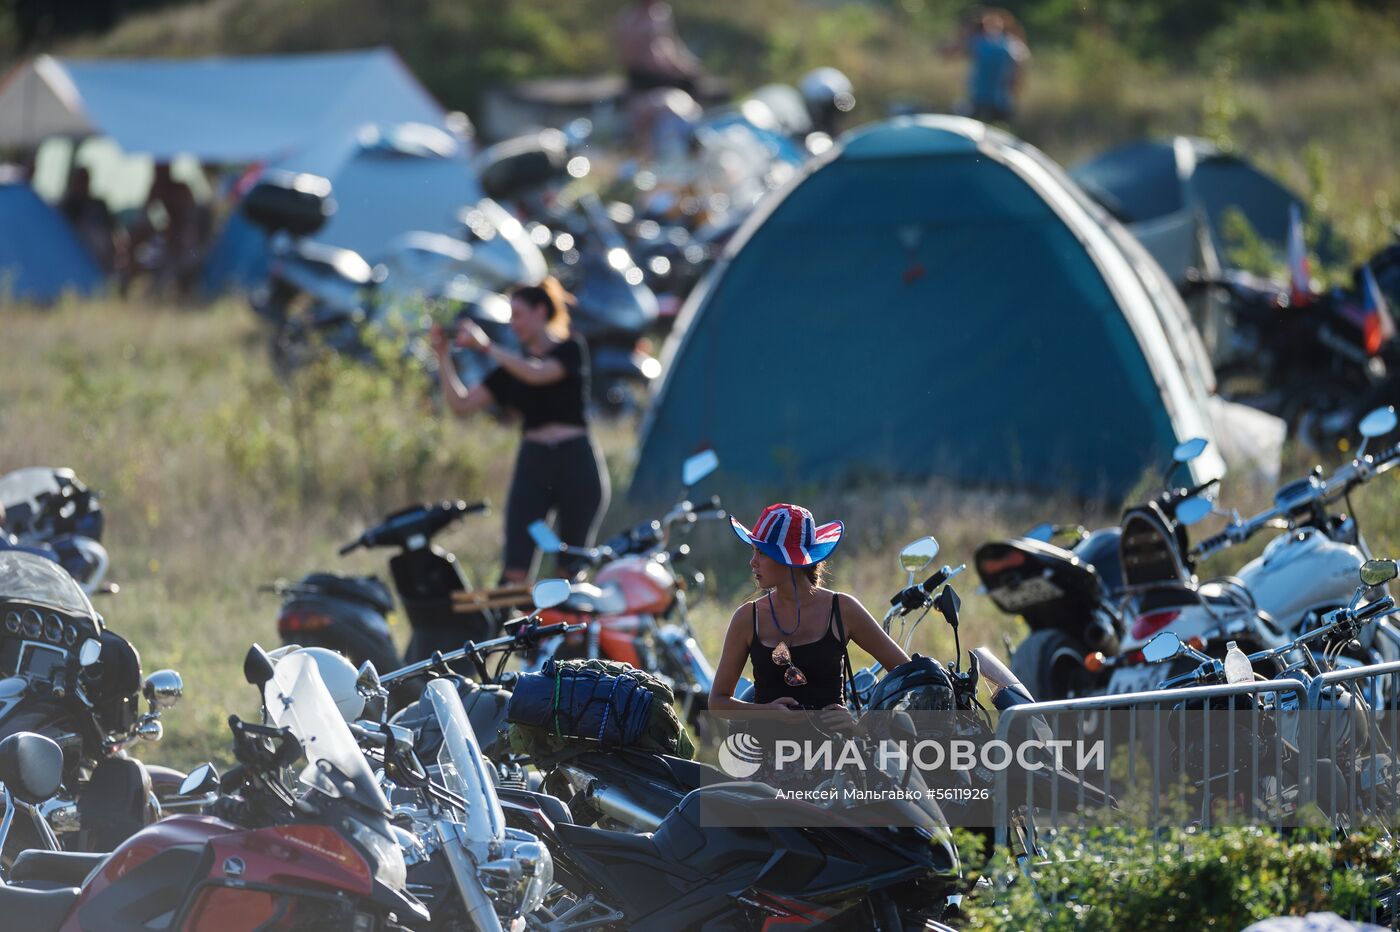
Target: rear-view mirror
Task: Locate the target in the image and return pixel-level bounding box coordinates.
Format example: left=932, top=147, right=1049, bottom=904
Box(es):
left=528, top=521, right=564, bottom=553
left=1176, top=497, right=1213, bottom=528
left=178, top=763, right=219, bottom=796
left=681, top=449, right=719, bottom=488
left=1143, top=632, right=1182, bottom=665
left=78, top=639, right=102, bottom=667
left=244, top=644, right=276, bottom=688
left=531, top=578, right=572, bottom=610
left=1173, top=438, right=1208, bottom=464
left=356, top=661, right=382, bottom=696
left=1359, top=407, right=1397, bottom=439
left=1360, top=559, right=1398, bottom=588
left=898, top=537, right=940, bottom=576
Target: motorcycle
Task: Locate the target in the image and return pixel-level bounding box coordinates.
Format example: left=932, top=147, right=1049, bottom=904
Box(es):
left=239, top=170, right=521, bottom=382
left=0, top=647, right=429, bottom=931
left=1139, top=559, right=1400, bottom=824
left=0, top=550, right=184, bottom=856
left=0, top=468, right=113, bottom=596
left=272, top=499, right=493, bottom=674
left=976, top=437, right=1215, bottom=702
left=474, top=125, right=663, bottom=415
left=525, top=449, right=724, bottom=737
left=1101, top=405, right=1400, bottom=697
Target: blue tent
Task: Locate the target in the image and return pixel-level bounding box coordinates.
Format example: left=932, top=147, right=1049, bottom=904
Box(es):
left=203, top=123, right=485, bottom=292
left=631, top=116, right=1282, bottom=501
left=1070, top=137, right=1345, bottom=284
left=0, top=179, right=103, bottom=304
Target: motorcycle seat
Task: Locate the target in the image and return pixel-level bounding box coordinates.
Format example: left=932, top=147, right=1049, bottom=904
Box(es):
left=10, top=850, right=107, bottom=887
left=299, top=573, right=395, bottom=615
left=0, top=884, right=79, bottom=932
left=553, top=820, right=661, bottom=862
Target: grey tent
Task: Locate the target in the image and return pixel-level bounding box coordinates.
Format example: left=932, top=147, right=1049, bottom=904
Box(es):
left=1070, top=137, right=1343, bottom=286
left=630, top=116, right=1282, bottom=502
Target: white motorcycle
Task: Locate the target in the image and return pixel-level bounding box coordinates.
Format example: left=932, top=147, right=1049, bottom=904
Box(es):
left=1103, top=406, right=1400, bottom=696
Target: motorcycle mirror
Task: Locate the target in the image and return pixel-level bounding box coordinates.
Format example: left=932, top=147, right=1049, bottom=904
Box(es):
left=898, top=537, right=940, bottom=579
left=1360, top=559, right=1398, bottom=588
left=387, top=722, right=415, bottom=748
left=136, top=718, right=163, bottom=742
left=1359, top=406, right=1396, bottom=440
left=681, top=449, right=719, bottom=488
left=531, top=578, right=572, bottom=610
left=1143, top=632, right=1183, bottom=665
left=243, top=644, right=276, bottom=688
left=143, top=669, right=184, bottom=712
left=934, top=585, right=961, bottom=626
left=528, top=520, right=564, bottom=553
left=356, top=660, right=383, bottom=696
left=1024, top=523, right=1055, bottom=543
left=78, top=638, right=102, bottom=667
left=178, top=762, right=219, bottom=796
left=1176, top=497, right=1213, bottom=528
left=1172, top=438, right=1208, bottom=464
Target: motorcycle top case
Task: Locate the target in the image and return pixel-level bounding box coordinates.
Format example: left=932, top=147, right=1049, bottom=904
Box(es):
left=506, top=658, right=694, bottom=766
left=241, top=172, right=335, bottom=238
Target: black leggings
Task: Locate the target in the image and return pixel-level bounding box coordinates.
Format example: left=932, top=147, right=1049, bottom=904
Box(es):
left=503, top=435, right=610, bottom=578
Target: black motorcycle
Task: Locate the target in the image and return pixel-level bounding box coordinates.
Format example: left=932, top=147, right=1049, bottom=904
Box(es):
left=975, top=437, right=1217, bottom=702
left=0, top=550, right=185, bottom=856
left=271, top=499, right=493, bottom=674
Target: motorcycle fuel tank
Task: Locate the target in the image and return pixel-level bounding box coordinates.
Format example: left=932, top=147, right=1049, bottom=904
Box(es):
left=596, top=556, right=675, bottom=616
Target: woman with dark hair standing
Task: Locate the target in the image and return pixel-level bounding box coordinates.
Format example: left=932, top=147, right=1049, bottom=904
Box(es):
left=431, top=277, right=610, bottom=585
left=709, top=503, right=909, bottom=713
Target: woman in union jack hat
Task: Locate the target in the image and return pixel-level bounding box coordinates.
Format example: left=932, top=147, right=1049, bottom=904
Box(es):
left=709, top=503, right=910, bottom=712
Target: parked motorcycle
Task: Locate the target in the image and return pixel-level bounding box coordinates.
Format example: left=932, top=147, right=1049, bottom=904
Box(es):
left=0, top=550, right=185, bottom=856
left=272, top=498, right=493, bottom=674
left=474, top=125, right=663, bottom=415
left=0, top=468, right=112, bottom=596
left=525, top=449, right=724, bottom=736
left=976, top=437, right=1215, bottom=702
left=1099, top=406, right=1400, bottom=697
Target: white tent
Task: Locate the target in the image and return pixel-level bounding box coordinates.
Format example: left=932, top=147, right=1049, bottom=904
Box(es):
left=0, top=48, right=445, bottom=162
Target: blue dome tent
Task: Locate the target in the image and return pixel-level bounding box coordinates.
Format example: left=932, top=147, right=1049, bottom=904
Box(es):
left=0, top=178, right=103, bottom=304
left=630, top=116, right=1283, bottom=501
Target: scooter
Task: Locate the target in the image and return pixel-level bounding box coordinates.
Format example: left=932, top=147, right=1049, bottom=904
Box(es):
left=271, top=499, right=493, bottom=673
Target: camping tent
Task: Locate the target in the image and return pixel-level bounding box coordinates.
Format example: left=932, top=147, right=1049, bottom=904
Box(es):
left=203, top=123, right=486, bottom=292
left=0, top=177, right=103, bottom=303
left=630, top=116, right=1283, bottom=502
left=1069, top=137, right=1342, bottom=285
left=0, top=49, right=445, bottom=161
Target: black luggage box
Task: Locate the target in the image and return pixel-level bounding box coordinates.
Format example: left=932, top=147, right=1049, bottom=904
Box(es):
left=241, top=171, right=336, bottom=237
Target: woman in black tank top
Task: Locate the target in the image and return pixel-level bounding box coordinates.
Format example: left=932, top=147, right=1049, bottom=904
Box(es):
left=709, top=504, right=910, bottom=713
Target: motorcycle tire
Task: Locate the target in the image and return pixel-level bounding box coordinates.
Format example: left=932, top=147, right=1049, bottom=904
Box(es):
left=1011, top=629, right=1092, bottom=703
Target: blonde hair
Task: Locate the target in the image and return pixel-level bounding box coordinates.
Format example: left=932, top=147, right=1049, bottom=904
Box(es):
left=512, top=276, right=575, bottom=340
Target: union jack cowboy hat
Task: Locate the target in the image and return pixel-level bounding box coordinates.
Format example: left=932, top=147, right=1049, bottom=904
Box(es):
left=730, top=503, right=843, bottom=567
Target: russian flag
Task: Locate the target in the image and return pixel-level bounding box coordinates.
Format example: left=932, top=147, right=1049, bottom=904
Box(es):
left=1361, top=263, right=1396, bottom=357
left=1288, top=203, right=1313, bottom=307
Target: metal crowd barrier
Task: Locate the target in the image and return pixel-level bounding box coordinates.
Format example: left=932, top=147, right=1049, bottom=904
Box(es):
left=1298, top=659, right=1400, bottom=828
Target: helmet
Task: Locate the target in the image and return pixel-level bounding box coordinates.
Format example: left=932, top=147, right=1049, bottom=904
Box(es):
left=867, top=655, right=955, bottom=712
left=797, top=67, right=855, bottom=131
left=287, top=647, right=365, bottom=723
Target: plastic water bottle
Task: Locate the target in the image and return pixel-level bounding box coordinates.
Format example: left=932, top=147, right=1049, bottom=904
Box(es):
left=1223, top=640, right=1253, bottom=685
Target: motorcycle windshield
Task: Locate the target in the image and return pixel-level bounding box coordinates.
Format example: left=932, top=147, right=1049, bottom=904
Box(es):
left=0, top=550, right=94, bottom=617
left=265, top=652, right=389, bottom=816
left=426, top=678, right=505, bottom=845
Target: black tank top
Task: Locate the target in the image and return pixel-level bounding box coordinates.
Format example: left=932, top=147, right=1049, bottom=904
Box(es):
left=749, top=594, right=848, bottom=708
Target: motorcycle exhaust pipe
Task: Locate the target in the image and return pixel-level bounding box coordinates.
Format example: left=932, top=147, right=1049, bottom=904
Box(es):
left=587, top=784, right=663, bottom=832
left=1084, top=616, right=1119, bottom=656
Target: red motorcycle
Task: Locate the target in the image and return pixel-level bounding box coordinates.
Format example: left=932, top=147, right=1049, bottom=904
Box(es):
left=0, top=648, right=427, bottom=931
left=527, top=450, right=724, bottom=731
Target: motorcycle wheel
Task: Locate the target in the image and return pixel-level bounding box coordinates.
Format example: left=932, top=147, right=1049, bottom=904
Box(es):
left=1011, top=629, right=1093, bottom=702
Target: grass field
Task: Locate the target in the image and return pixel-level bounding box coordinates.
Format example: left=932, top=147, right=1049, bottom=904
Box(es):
left=9, top=297, right=1400, bottom=772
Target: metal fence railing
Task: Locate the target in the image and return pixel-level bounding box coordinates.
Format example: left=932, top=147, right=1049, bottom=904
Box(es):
left=1299, top=659, right=1400, bottom=828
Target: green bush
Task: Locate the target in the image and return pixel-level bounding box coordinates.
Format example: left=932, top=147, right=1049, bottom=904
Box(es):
left=960, top=827, right=1399, bottom=931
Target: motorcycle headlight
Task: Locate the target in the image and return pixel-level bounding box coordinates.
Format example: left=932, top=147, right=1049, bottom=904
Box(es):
left=349, top=818, right=408, bottom=892
left=488, top=830, right=554, bottom=918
